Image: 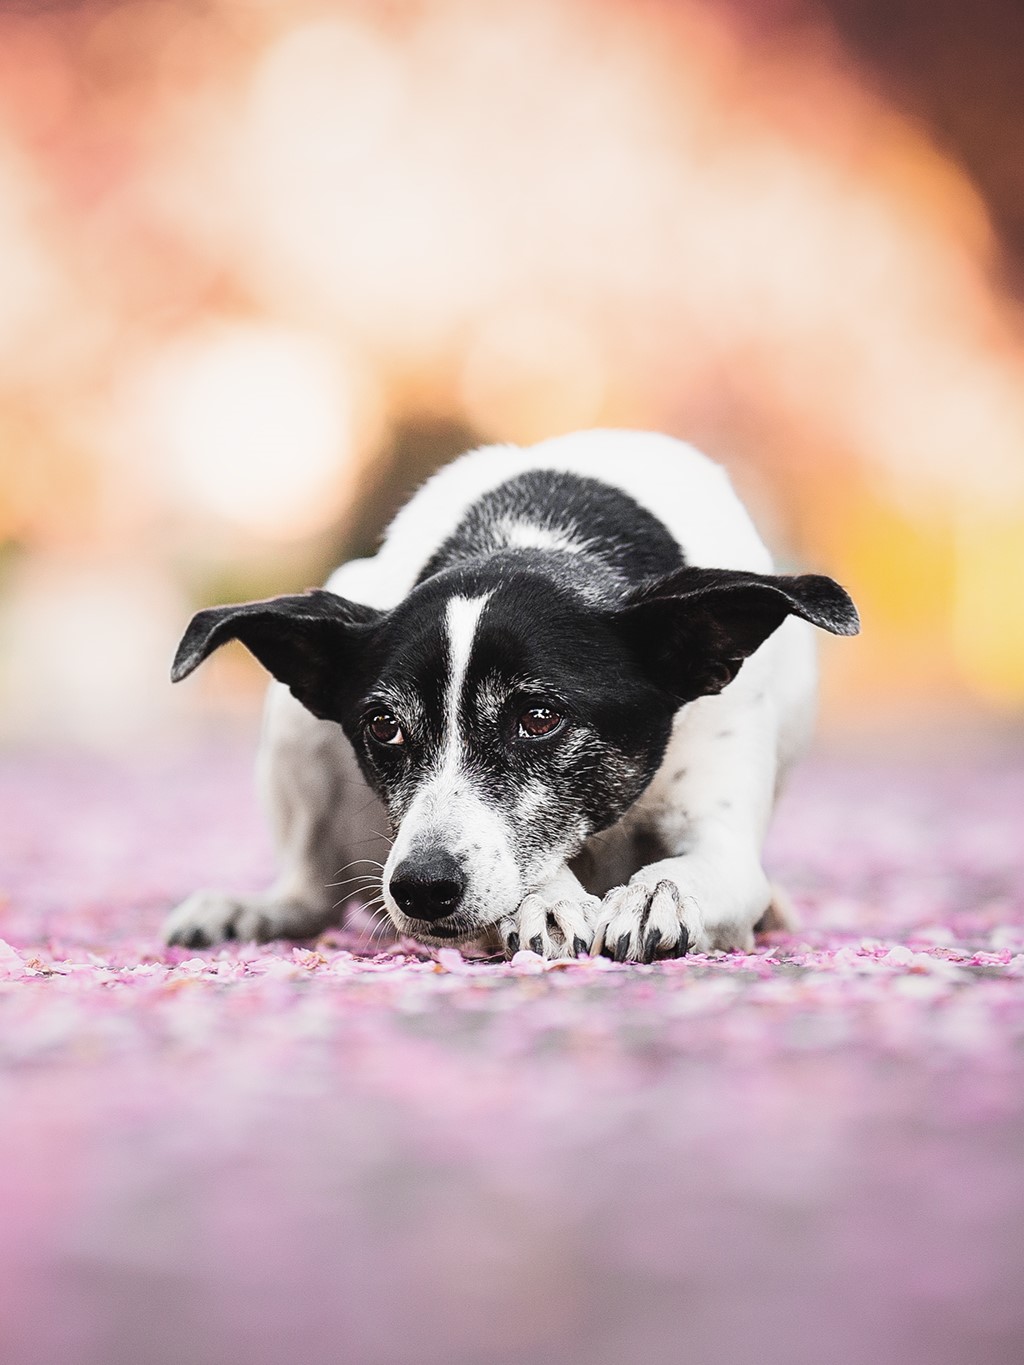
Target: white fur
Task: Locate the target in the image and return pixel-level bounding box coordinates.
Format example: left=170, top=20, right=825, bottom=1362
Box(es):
left=500, top=520, right=589, bottom=554
left=324, top=431, right=772, bottom=610
left=382, top=592, right=527, bottom=937
left=166, top=430, right=818, bottom=956
left=440, top=594, right=490, bottom=775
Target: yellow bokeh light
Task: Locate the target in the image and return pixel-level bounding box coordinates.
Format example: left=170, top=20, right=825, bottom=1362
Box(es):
left=952, top=508, right=1024, bottom=708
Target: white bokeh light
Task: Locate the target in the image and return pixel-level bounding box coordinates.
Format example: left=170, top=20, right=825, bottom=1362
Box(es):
left=142, top=322, right=354, bottom=537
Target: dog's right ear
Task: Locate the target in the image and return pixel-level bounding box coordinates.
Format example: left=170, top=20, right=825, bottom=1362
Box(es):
left=171, top=589, right=382, bottom=721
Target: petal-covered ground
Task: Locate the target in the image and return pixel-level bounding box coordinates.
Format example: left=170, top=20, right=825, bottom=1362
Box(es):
left=1, top=738, right=1023, bottom=1365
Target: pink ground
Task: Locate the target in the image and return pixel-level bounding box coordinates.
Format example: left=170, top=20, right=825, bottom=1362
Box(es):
left=1, top=738, right=1023, bottom=1365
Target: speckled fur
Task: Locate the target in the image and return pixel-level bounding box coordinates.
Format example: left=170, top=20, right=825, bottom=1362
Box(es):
left=165, top=431, right=858, bottom=960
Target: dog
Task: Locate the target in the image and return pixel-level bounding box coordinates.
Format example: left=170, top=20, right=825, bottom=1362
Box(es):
left=165, top=430, right=858, bottom=962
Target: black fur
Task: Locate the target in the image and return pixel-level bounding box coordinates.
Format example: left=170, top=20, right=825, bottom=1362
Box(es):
left=171, top=590, right=382, bottom=722
left=615, top=565, right=860, bottom=705
left=334, top=561, right=673, bottom=900
left=171, top=471, right=859, bottom=873
left=417, top=470, right=685, bottom=588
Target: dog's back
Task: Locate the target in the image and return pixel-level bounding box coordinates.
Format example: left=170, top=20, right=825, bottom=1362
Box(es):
left=326, top=431, right=774, bottom=610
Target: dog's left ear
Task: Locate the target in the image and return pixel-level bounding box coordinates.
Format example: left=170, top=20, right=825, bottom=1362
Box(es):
left=614, top=566, right=859, bottom=704
left=171, top=589, right=382, bottom=721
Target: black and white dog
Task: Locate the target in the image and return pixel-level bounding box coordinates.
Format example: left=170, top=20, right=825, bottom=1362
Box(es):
left=166, top=431, right=858, bottom=962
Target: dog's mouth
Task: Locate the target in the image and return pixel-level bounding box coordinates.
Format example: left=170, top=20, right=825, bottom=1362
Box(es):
left=389, top=911, right=483, bottom=946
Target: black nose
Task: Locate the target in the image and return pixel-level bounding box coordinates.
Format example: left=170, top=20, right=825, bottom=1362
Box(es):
left=389, top=852, right=466, bottom=923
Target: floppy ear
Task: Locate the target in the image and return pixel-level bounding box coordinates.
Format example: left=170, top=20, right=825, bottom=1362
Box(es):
left=615, top=566, right=859, bottom=704
left=171, top=589, right=382, bottom=721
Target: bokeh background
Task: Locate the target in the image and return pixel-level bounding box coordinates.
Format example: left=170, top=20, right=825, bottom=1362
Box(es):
left=0, top=0, right=1022, bottom=746
left=3, top=11, right=1024, bottom=1365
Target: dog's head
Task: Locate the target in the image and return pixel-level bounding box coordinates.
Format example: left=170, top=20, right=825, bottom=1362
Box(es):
left=172, top=563, right=858, bottom=945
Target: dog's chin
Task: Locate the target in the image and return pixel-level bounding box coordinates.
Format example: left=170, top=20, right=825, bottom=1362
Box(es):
left=388, top=911, right=489, bottom=947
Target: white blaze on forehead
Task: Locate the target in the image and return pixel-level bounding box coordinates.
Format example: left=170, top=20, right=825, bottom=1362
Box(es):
left=441, top=593, right=492, bottom=773
left=385, top=590, right=503, bottom=895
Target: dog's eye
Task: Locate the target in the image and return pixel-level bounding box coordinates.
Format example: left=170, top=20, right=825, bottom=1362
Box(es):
left=367, top=712, right=404, bottom=746
left=518, top=706, right=564, bottom=740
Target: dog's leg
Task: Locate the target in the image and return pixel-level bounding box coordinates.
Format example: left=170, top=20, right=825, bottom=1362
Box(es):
left=592, top=676, right=792, bottom=964
left=164, top=684, right=389, bottom=948
left=489, top=865, right=600, bottom=960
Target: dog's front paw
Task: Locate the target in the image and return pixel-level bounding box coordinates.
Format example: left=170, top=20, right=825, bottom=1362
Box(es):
left=496, top=888, right=600, bottom=960
left=592, top=879, right=717, bottom=963
left=163, top=891, right=333, bottom=948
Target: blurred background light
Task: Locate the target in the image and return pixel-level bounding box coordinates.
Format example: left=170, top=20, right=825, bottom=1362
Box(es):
left=141, top=323, right=355, bottom=539
left=0, top=0, right=1020, bottom=744
left=460, top=305, right=607, bottom=445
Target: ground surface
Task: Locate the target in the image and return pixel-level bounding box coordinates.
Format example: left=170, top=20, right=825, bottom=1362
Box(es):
left=1, top=738, right=1023, bottom=1365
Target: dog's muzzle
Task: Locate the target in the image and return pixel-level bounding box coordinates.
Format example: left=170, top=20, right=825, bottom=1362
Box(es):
left=388, top=850, right=466, bottom=924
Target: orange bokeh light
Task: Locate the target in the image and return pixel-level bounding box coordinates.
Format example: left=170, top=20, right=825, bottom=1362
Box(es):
left=0, top=0, right=1021, bottom=741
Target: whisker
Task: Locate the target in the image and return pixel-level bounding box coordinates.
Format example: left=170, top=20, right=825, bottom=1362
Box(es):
left=328, top=872, right=382, bottom=890
left=368, top=918, right=392, bottom=948
left=333, top=885, right=382, bottom=913
left=356, top=903, right=395, bottom=952
left=325, top=869, right=385, bottom=890
left=328, top=857, right=386, bottom=880
left=346, top=830, right=395, bottom=848
left=331, top=869, right=381, bottom=898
